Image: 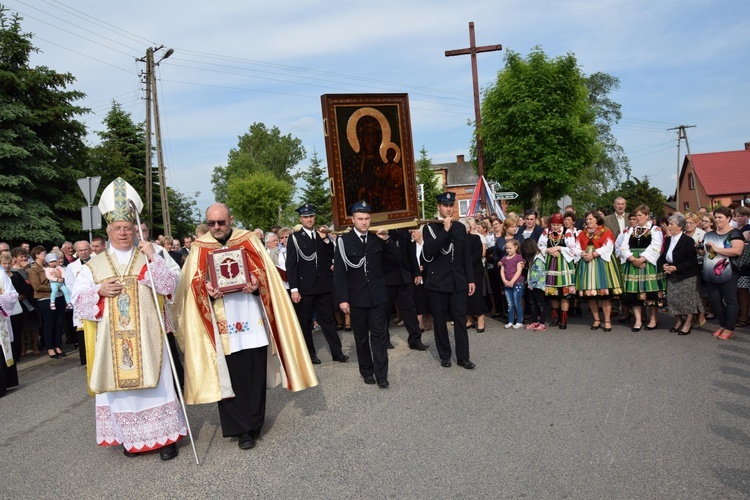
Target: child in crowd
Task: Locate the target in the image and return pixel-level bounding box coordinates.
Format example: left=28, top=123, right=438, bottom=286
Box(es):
left=44, top=253, right=72, bottom=310
left=500, top=239, right=525, bottom=329
left=523, top=238, right=547, bottom=331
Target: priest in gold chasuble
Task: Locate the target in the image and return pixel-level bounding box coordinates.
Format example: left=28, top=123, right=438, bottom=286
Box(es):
left=173, top=203, right=317, bottom=450
left=71, top=178, right=186, bottom=460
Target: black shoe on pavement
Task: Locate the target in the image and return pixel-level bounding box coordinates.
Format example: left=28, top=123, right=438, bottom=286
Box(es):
left=310, top=355, right=321, bottom=365
left=387, top=342, right=395, bottom=349
left=160, top=443, right=178, bottom=460
left=440, top=359, right=452, bottom=368
left=457, top=359, right=476, bottom=369
left=238, top=433, right=256, bottom=450
left=332, top=354, right=350, bottom=362
left=364, top=375, right=376, bottom=385
left=377, top=379, right=389, bottom=389
left=409, top=342, right=429, bottom=351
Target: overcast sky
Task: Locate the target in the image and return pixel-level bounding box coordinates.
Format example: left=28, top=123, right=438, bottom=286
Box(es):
left=4, top=0, right=749, bottom=211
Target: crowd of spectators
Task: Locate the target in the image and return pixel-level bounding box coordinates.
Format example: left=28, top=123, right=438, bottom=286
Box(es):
left=2, top=198, right=748, bottom=397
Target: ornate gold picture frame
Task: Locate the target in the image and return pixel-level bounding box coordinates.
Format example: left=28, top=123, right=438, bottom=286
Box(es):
left=321, top=93, right=418, bottom=230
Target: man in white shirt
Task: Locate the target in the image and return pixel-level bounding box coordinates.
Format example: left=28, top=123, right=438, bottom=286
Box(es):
left=65, top=240, right=92, bottom=363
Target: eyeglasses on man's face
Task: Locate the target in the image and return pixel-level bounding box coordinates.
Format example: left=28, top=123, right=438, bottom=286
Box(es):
left=207, top=220, right=227, bottom=227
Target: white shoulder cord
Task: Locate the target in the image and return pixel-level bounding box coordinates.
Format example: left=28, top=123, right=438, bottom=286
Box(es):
left=422, top=224, right=454, bottom=263
left=337, top=235, right=367, bottom=271
left=291, top=233, right=317, bottom=266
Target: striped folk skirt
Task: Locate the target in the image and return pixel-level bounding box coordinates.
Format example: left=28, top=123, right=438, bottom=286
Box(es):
left=544, top=253, right=576, bottom=298
left=621, top=248, right=666, bottom=306
left=575, top=249, right=623, bottom=299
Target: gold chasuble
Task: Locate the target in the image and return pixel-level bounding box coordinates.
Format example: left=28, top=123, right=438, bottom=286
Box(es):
left=86, top=249, right=164, bottom=394
left=173, top=229, right=318, bottom=405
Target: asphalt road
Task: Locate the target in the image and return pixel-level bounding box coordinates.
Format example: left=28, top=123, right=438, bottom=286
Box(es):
left=1, top=312, right=749, bottom=499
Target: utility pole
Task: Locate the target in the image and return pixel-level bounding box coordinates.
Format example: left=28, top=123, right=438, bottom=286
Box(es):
left=668, top=125, right=697, bottom=210
left=144, top=48, right=153, bottom=225
left=445, top=22, right=502, bottom=209
left=139, top=46, right=174, bottom=236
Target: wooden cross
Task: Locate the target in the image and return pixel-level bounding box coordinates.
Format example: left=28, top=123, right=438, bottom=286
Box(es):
left=445, top=22, right=502, bottom=181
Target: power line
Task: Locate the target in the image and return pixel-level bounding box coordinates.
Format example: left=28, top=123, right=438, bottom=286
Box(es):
left=7, top=5, right=139, bottom=58
left=175, top=48, right=470, bottom=98
left=33, top=35, right=134, bottom=73
left=41, top=0, right=156, bottom=46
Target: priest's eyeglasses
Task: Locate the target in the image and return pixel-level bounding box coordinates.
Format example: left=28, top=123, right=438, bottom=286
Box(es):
left=207, top=220, right=227, bottom=227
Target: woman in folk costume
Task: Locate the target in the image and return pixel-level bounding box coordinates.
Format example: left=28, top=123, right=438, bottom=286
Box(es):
left=575, top=211, right=624, bottom=332
left=538, top=213, right=580, bottom=329
left=71, top=178, right=186, bottom=460
left=0, top=257, right=20, bottom=397
left=618, top=204, right=666, bottom=332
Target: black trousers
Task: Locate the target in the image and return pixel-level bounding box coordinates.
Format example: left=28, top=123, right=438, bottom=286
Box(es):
left=350, top=302, right=389, bottom=380
left=10, top=314, right=23, bottom=362
left=428, top=290, right=470, bottom=362
left=39, top=297, right=65, bottom=350
left=218, top=346, right=267, bottom=437
left=386, top=283, right=422, bottom=347
left=294, top=292, right=343, bottom=358
left=707, top=274, right=739, bottom=331
left=76, top=328, right=86, bottom=365
left=528, top=288, right=546, bottom=323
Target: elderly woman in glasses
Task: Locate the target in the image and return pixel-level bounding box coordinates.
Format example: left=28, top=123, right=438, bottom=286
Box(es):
left=660, top=213, right=703, bottom=335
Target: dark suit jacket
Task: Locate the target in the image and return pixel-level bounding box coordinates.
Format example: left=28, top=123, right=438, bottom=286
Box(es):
left=515, top=225, right=543, bottom=245
left=422, top=221, right=474, bottom=293
left=333, top=231, right=400, bottom=308
left=409, top=239, right=427, bottom=279
left=659, top=233, right=699, bottom=281
left=286, top=229, right=335, bottom=294
left=383, top=229, right=418, bottom=286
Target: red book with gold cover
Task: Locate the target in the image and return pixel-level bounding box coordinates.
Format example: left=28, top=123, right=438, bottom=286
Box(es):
left=207, top=247, right=252, bottom=294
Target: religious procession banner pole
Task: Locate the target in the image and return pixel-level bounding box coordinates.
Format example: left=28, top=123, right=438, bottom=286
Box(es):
left=330, top=218, right=442, bottom=235
left=130, top=201, right=201, bottom=465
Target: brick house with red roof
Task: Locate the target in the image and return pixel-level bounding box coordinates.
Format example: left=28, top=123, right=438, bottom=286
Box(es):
left=676, top=142, right=750, bottom=212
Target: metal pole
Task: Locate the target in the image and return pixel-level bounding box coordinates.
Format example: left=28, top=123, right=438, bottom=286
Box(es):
left=130, top=201, right=200, bottom=465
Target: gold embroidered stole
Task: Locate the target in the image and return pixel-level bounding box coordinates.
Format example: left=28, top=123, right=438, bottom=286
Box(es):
left=86, top=249, right=163, bottom=393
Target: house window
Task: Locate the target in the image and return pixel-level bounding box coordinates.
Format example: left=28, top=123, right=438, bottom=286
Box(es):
left=683, top=202, right=690, bottom=211
left=458, top=199, right=471, bottom=216
left=688, top=173, right=695, bottom=190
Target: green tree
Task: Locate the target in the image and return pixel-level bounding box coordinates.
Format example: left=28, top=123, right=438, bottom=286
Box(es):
left=611, top=177, right=666, bottom=217
left=212, top=122, right=305, bottom=203
left=167, top=187, right=201, bottom=239
left=89, top=101, right=147, bottom=189
left=570, top=72, right=632, bottom=209
left=0, top=8, right=89, bottom=245
left=299, top=149, right=332, bottom=226
left=415, top=146, right=440, bottom=219
left=480, top=47, right=601, bottom=212
left=89, top=101, right=199, bottom=237
left=227, top=171, right=294, bottom=230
